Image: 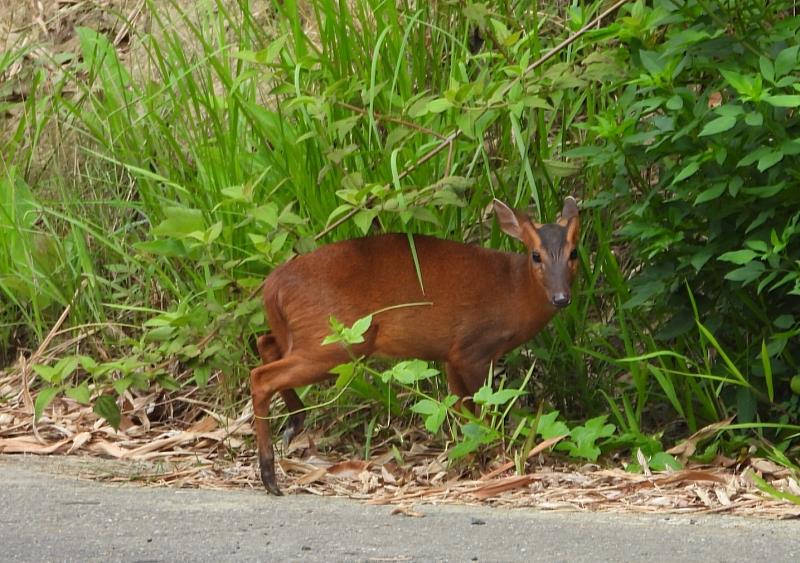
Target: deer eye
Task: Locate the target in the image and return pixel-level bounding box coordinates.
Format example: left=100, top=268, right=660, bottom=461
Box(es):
left=569, top=249, right=578, bottom=261
left=531, top=251, right=542, bottom=263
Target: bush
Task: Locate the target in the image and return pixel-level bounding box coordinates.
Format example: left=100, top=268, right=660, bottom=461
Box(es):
left=582, top=0, right=800, bottom=427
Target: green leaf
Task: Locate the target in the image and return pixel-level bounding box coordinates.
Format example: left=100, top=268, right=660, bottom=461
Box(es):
left=65, top=382, right=91, bottom=405
left=757, top=150, right=784, bottom=172
left=32, top=356, right=79, bottom=384
left=749, top=471, right=800, bottom=506
left=34, top=386, right=60, bottom=421
left=774, top=45, right=800, bottom=78
left=720, top=69, right=751, bottom=94
left=192, top=365, right=211, bottom=387
left=725, top=261, right=765, bottom=284
left=463, top=2, right=488, bottom=26
left=649, top=452, right=682, bottom=471
left=698, top=115, right=736, bottom=136
left=560, top=416, right=615, bottom=461
left=332, top=362, right=357, bottom=388
left=483, top=388, right=526, bottom=406
left=666, top=95, right=683, bottom=110
left=761, top=339, right=774, bottom=403
left=694, top=183, right=726, bottom=204
left=32, top=365, right=59, bottom=384
left=758, top=56, right=775, bottom=82
left=764, top=95, right=800, bottom=108
left=536, top=411, right=570, bottom=440
left=350, top=315, right=373, bottom=340
left=672, top=161, right=699, bottom=184
left=152, top=207, right=205, bottom=239
left=718, top=249, right=758, bottom=265
left=639, top=50, right=665, bottom=75
left=744, top=112, right=763, bottom=126
left=353, top=208, right=378, bottom=235
left=252, top=203, right=279, bottom=228
left=410, top=399, right=448, bottom=433
left=93, top=395, right=121, bottom=430
left=133, top=238, right=187, bottom=258
left=472, top=384, right=493, bottom=405
left=426, top=98, right=453, bottom=114
left=385, top=360, right=439, bottom=385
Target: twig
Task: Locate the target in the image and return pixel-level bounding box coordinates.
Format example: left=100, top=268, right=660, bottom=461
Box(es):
left=336, top=102, right=446, bottom=140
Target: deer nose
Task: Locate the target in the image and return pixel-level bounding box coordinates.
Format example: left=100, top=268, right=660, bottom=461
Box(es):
left=552, top=293, right=571, bottom=308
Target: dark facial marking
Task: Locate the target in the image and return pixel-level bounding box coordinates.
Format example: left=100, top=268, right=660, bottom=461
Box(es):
left=536, top=224, right=569, bottom=260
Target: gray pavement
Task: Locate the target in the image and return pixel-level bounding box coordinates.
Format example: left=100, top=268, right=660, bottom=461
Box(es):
left=0, top=454, right=798, bottom=562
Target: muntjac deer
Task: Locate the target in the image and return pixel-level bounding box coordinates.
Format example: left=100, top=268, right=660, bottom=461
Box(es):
left=251, top=197, right=580, bottom=494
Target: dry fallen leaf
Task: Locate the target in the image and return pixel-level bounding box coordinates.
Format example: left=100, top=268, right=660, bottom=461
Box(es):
left=667, top=416, right=735, bottom=462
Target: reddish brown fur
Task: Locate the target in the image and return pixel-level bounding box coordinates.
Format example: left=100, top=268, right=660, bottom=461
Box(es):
left=250, top=198, right=580, bottom=494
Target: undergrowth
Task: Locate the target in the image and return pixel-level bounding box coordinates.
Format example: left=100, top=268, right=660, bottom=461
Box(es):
left=1, top=0, right=799, bottom=474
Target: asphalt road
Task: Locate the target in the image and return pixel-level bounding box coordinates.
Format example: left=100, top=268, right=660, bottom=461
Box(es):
left=1, top=455, right=798, bottom=562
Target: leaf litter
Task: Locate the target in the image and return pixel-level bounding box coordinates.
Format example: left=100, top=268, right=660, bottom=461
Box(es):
left=2, top=364, right=799, bottom=519
left=1, top=0, right=799, bottom=516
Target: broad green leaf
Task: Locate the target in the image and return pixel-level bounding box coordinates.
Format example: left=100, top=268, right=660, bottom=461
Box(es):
left=764, top=95, right=800, bottom=108
left=350, top=315, right=373, bottom=340
left=725, top=261, right=765, bottom=284
left=65, top=382, right=91, bottom=405
left=744, top=112, right=763, bottom=126
left=353, top=208, right=378, bottom=234
left=649, top=452, right=682, bottom=471
left=720, top=69, right=751, bottom=94
left=757, top=150, right=784, bottom=171
left=536, top=411, right=570, bottom=440
left=483, top=388, right=526, bottom=406
left=32, top=365, right=59, bottom=384
left=639, top=50, right=665, bottom=75
left=152, top=207, right=205, bottom=239
left=672, top=161, right=699, bottom=184
left=252, top=204, right=279, bottom=228
left=666, top=95, right=683, bottom=110
left=718, top=249, right=758, bottom=264
left=426, top=98, right=453, bottom=113
left=775, top=45, right=800, bottom=78
left=410, top=399, right=447, bottom=433
left=332, top=362, right=357, bottom=388
left=472, top=384, right=494, bottom=405
left=695, top=183, right=726, bottom=204
left=386, top=360, right=438, bottom=385
left=698, top=115, right=736, bottom=136
left=34, top=386, right=60, bottom=421
left=93, top=395, right=121, bottom=430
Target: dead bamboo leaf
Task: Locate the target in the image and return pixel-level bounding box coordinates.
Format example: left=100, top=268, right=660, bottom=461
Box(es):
left=0, top=436, right=70, bottom=454
left=667, top=416, right=735, bottom=461
left=295, top=467, right=328, bottom=485
left=67, top=431, right=92, bottom=454
left=471, top=475, right=536, bottom=500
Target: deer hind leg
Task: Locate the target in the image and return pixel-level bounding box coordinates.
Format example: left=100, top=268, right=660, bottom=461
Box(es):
left=250, top=349, right=350, bottom=494
left=256, top=334, right=305, bottom=446
left=444, top=357, right=491, bottom=415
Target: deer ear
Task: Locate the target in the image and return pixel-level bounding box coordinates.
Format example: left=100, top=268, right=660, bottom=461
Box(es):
left=561, top=197, right=578, bottom=220
left=493, top=199, right=526, bottom=242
